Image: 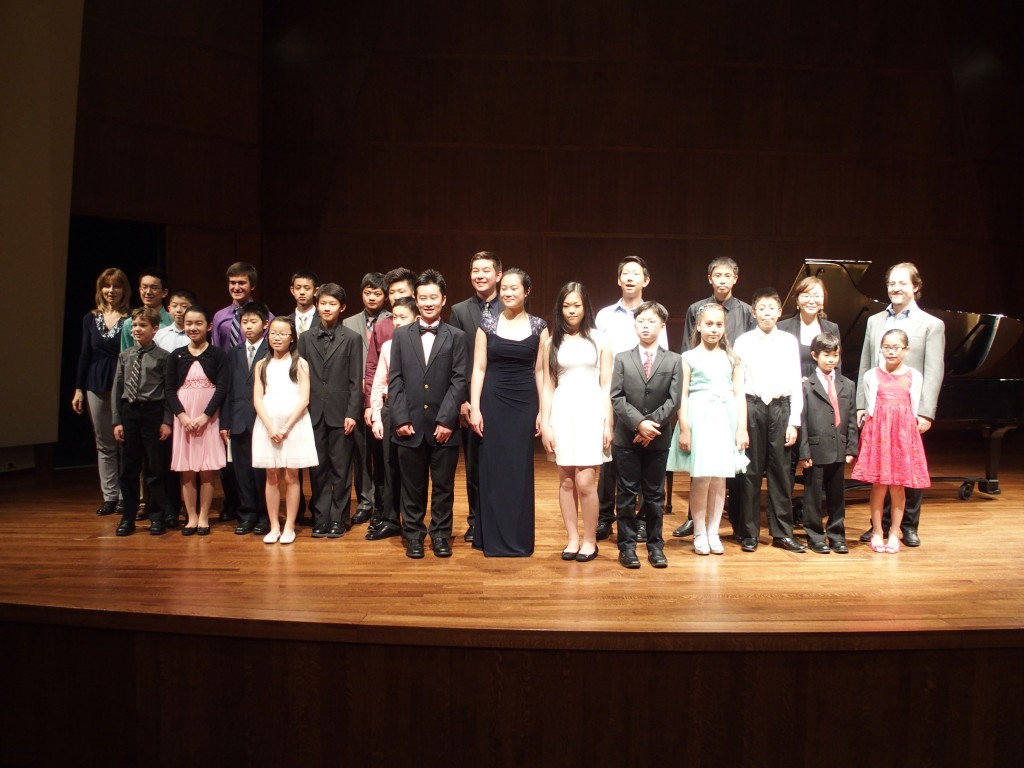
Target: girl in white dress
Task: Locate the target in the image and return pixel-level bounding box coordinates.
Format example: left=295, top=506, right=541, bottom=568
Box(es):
left=540, top=282, right=613, bottom=562
left=252, top=317, right=319, bottom=544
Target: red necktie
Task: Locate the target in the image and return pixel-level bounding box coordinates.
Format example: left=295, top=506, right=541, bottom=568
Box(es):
left=827, top=373, right=840, bottom=427
left=643, top=351, right=653, bottom=380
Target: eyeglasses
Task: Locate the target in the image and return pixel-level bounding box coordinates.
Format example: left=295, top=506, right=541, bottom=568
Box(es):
left=881, top=345, right=905, bottom=352
left=268, top=331, right=292, bottom=338
left=798, top=293, right=824, bottom=301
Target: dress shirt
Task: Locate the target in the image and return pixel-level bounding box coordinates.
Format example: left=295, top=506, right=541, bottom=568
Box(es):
left=419, top=321, right=439, bottom=359
left=112, top=344, right=173, bottom=425
left=212, top=303, right=275, bottom=351
left=155, top=324, right=189, bottom=352
left=294, top=307, right=317, bottom=335
left=733, top=327, right=803, bottom=427
left=370, top=339, right=393, bottom=424
left=682, top=295, right=756, bottom=351
left=878, top=300, right=916, bottom=365
left=595, top=300, right=669, bottom=355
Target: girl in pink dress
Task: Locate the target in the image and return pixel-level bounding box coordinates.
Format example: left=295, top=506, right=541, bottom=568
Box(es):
left=852, top=329, right=930, bottom=553
left=167, top=306, right=229, bottom=535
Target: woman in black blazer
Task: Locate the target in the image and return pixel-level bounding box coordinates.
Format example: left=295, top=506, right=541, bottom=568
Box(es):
left=777, top=276, right=840, bottom=379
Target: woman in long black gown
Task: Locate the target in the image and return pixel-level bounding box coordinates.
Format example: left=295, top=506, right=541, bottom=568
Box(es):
left=469, top=268, right=549, bottom=556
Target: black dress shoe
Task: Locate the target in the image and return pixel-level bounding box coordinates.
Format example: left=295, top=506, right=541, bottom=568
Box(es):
left=312, top=522, right=329, bottom=538
left=253, top=524, right=269, bottom=535
left=740, top=537, right=758, bottom=552
left=576, top=546, right=598, bottom=563
left=596, top=521, right=612, bottom=541
left=809, top=541, right=831, bottom=554
left=115, top=518, right=135, bottom=536
left=406, top=540, right=425, bottom=559
left=218, top=507, right=239, bottom=522
left=830, top=539, right=849, bottom=554
left=234, top=520, right=255, bottom=535
left=163, top=514, right=180, bottom=529
left=326, top=521, right=346, bottom=539
left=772, top=537, right=807, bottom=553
left=352, top=508, right=373, bottom=524
left=648, top=548, right=668, bottom=568
left=366, top=525, right=400, bottom=541
left=618, top=549, right=641, bottom=569
left=902, top=529, right=921, bottom=547
left=197, top=526, right=211, bottom=536
left=859, top=527, right=888, bottom=543
left=135, top=510, right=148, bottom=521
left=637, top=519, right=648, bottom=543
left=463, top=525, right=474, bottom=543
left=96, top=501, right=118, bottom=516
left=672, top=519, right=694, bottom=538
left=149, top=520, right=166, bottom=536
left=431, top=538, right=452, bottom=557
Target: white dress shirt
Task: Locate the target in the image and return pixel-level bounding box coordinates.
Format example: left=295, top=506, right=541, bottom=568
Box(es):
left=595, top=300, right=669, bottom=356
left=733, top=326, right=803, bottom=427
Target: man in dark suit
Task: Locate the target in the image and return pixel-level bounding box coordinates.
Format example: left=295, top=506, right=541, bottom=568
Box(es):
left=219, top=302, right=271, bottom=535
left=446, top=251, right=502, bottom=543
left=297, top=283, right=363, bottom=539
left=796, top=333, right=858, bottom=554
left=610, top=301, right=682, bottom=569
left=342, top=272, right=387, bottom=526
left=389, top=269, right=467, bottom=559
left=856, top=262, right=945, bottom=547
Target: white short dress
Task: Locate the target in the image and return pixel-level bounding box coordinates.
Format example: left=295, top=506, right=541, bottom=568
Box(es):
left=547, top=333, right=611, bottom=467
left=251, top=357, right=319, bottom=469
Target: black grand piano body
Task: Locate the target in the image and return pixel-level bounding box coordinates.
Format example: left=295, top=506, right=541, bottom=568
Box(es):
left=783, top=260, right=1024, bottom=497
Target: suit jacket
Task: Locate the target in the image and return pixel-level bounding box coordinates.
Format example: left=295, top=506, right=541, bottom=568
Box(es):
left=388, top=321, right=467, bottom=449
left=777, top=315, right=842, bottom=379
left=856, top=307, right=945, bottom=419
left=297, top=323, right=363, bottom=428
left=797, top=373, right=859, bottom=465
left=449, top=296, right=494, bottom=382
left=342, top=309, right=375, bottom=369
left=610, top=346, right=682, bottom=451
left=220, top=338, right=268, bottom=435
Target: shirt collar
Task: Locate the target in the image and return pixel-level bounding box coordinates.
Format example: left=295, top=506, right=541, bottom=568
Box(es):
left=886, top=299, right=917, bottom=318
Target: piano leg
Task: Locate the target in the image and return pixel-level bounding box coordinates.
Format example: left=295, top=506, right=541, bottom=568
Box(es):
left=979, top=426, right=1015, bottom=495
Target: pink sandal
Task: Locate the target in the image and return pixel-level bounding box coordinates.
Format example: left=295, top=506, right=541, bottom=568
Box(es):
left=885, top=536, right=900, bottom=554
left=870, top=535, right=886, bottom=553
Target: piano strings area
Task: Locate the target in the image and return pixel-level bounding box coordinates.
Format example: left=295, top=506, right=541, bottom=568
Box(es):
left=1, top=442, right=1022, bottom=767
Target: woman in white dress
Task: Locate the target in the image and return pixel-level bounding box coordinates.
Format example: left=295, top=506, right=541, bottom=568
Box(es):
left=252, top=317, right=319, bottom=544
left=540, top=282, right=613, bottom=562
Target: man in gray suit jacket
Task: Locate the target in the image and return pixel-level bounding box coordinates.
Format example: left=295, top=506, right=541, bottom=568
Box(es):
left=447, top=251, right=502, bottom=543
left=610, top=301, right=682, bottom=569
left=856, top=262, right=945, bottom=546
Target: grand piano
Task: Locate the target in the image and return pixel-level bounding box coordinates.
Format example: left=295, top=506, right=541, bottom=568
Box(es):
left=783, top=260, right=1024, bottom=497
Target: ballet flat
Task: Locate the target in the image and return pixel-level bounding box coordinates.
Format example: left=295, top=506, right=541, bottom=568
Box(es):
left=870, top=535, right=887, bottom=553
left=279, top=530, right=296, bottom=545
left=576, top=546, right=599, bottom=563
left=263, top=531, right=281, bottom=544
left=561, top=550, right=579, bottom=561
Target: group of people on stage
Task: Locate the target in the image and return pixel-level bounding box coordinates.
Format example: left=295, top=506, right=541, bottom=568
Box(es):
left=73, top=252, right=944, bottom=564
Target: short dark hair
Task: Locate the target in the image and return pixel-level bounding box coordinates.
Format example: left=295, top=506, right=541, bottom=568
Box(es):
left=360, top=272, right=385, bottom=291
left=318, top=283, right=347, bottom=304
left=184, top=304, right=212, bottom=324
left=131, top=306, right=162, bottom=327
left=291, top=268, right=320, bottom=286
left=240, top=301, right=269, bottom=324
left=811, top=332, right=841, bottom=355
left=881, top=328, right=909, bottom=348
left=415, top=269, right=447, bottom=296
left=751, top=287, right=782, bottom=306
left=227, top=261, right=259, bottom=287
left=617, top=255, right=650, bottom=280
left=383, top=267, right=417, bottom=291
left=138, top=267, right=168, bottom=288
left=471, top=251, right=502, bottom=272
left=168, top=289, right=196, bottom=304
left=634, top=300, right=668, bottom=323
left=502, top=267, right=532, bottom=293
left=707, top=257, right=739, bottom=275
left=391, top=296, right=418, bottom=314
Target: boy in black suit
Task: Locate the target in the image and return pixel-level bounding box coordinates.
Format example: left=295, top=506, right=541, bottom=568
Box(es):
left=297, top=283, right=363, bottom=539
left=220, top=302, right=270, bottom=536
left=112, top=307, right=173, bottom=536
left=610, top=301, right=682, bottom=569
left=796, top=333, right=858, bottom=554
left=388, top=269, right=467, bottom=559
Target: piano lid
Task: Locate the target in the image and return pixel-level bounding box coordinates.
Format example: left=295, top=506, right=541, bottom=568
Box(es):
left=782, top=260, right=1024, bottom=379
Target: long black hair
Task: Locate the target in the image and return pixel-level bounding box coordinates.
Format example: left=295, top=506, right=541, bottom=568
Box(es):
left=258, top=317, right=300, bottom=388
left=548, top=281, right=597, bottom=385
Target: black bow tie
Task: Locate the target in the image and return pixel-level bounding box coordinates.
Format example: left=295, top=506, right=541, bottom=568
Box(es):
left=318, top=328, right=335, bottom=341
left=419, top=324, right=438, bottom=335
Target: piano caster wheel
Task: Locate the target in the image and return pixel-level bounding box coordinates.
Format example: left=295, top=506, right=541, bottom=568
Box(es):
left=959, top=483, right=975, bottom=501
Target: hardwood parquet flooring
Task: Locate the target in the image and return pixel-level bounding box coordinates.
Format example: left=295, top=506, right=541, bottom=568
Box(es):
left=1, top=449, right=1022, bottom=651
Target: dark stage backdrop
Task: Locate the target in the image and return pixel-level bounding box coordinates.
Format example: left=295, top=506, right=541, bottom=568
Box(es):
left=68, top=0, right=1023, bottom=335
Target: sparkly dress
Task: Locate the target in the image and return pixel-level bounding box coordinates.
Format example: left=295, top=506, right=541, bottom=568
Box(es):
left=852, top=367, right=930, bottom=488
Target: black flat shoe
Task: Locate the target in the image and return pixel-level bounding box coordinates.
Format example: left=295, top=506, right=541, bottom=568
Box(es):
left=576, top=546, right=599, bottom=563
left=326, top=521, right=346, bottom=538
left=181, top=526, right=197, bottom=536
left=561, top=550, right=579, bottom=561
left=196, top=526, right=211, bottom=536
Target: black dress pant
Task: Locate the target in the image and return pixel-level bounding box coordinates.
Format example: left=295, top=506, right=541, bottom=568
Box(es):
left=882, top=487, right=922, bottom=533
left=397, top=441, right=459, bottom=542
left=117, top=401, right=168, bottom=522
left=377, top=404, right=403, bottom=533
left=612, top=444, right=667, bottom=551
left=460, top=425, right=481, bottom=529
left=800, top=461, right=846, bottom=545
left=310, top=421, right=355, bottom=526
left=597, top=458, right=620, bottom=526
left=350, top=420, right=378, bottom=513
left=229, top=433, right=267, bottom=526
left=739, top=396, right=796, bottom=540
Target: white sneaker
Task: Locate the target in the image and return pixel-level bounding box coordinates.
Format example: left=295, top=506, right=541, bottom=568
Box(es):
left=279, top=529, right=296, bottom=545
left=708, top=534, right=724, bottom=555
left=263, top=530, right=281, bottom=544
left=694, top=532, right=710, bottom=556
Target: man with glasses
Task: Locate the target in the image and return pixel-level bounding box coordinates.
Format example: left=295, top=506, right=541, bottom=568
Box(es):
left=856, top=262, right=945, bottom=547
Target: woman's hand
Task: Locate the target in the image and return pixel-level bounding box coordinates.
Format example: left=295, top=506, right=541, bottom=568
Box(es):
left=541, top=428, right=555, bottom=455
left=469, top=407, right=484, bottom=438
left=71, top=389, right=84, bottom=415
left=678, top=427, right=691, bottom=453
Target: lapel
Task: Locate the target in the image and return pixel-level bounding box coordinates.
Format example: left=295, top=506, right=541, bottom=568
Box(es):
left=425, top=322, right=452, bottom=372
left=354, top=311, right=370, bottom=352
left=247, top=339, right=267, bottom=382
left=808, top=376, right=832, bottom=413
left=313, top=325, right=340, bottom=366
left=628, top=347, right=645, bottom=382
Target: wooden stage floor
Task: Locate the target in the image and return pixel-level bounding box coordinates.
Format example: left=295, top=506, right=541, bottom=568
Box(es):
left=2, top=447, right=1022, bottom=652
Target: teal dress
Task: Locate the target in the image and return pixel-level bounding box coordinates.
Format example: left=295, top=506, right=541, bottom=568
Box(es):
left=666, top=347, right=749, bottom=477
